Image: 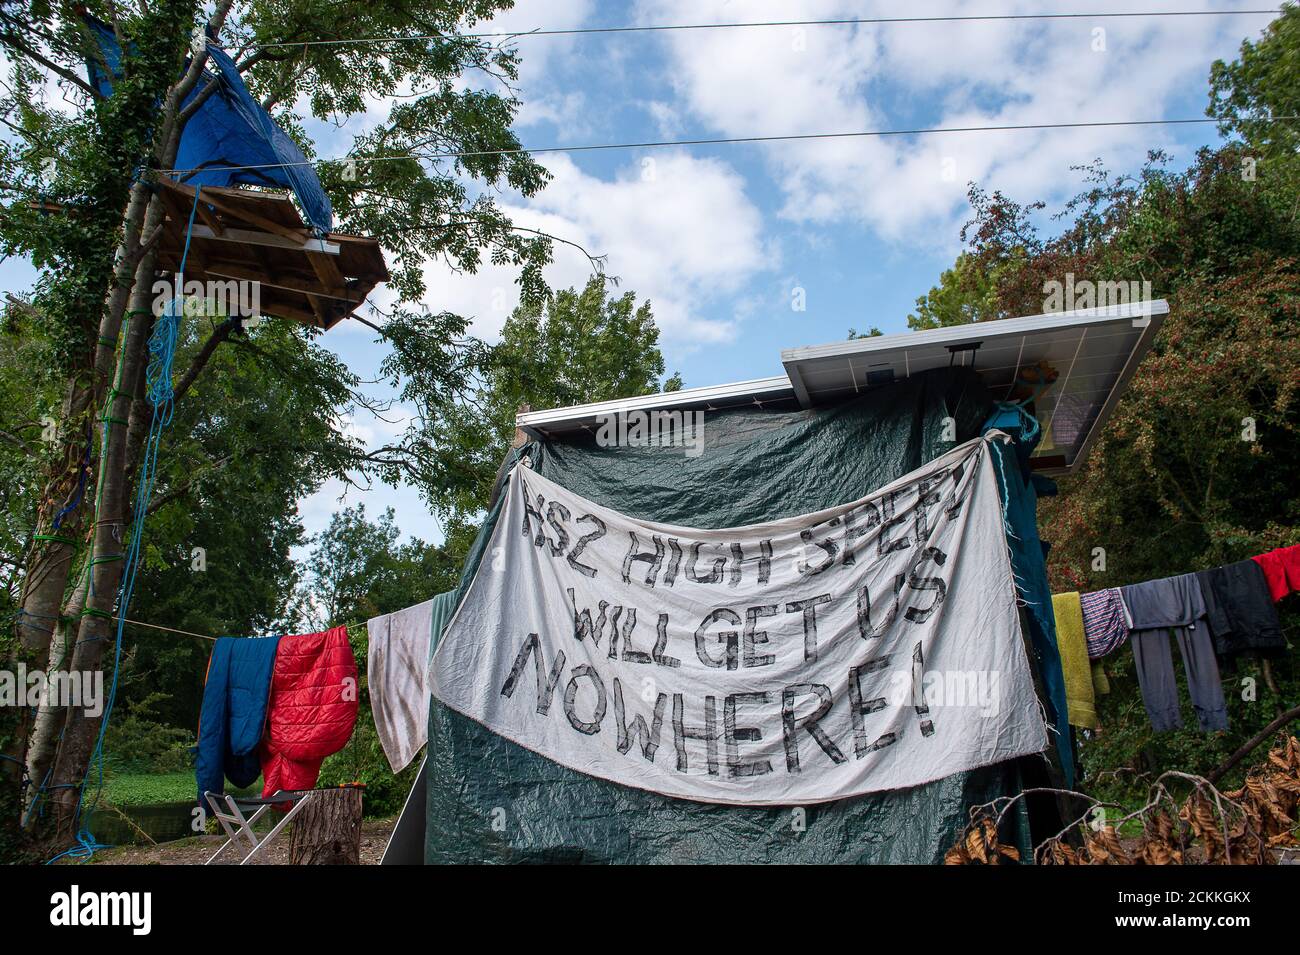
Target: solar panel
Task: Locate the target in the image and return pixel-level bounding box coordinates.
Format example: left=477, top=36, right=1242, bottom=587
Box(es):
left=781, top=300, right=1167, bottom=473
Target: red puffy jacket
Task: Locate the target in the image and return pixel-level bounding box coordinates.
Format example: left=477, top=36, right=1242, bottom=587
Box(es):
left=260, top=625, right=359, bottom=796
left=1253, top=545, right=1300, bottom=602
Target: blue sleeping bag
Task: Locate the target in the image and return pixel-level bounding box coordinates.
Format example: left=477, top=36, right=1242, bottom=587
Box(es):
left=195, top=636, right=281, bottom=807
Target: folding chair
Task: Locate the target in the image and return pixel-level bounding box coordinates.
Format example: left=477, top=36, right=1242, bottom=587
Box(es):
left=203, top=789, right=318, bottom=865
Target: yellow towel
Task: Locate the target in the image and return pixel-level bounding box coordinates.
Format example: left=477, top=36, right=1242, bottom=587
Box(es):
left=1051, top=591, right=1099, bottom=729
left=1091, top=661, right=1110, bottom=698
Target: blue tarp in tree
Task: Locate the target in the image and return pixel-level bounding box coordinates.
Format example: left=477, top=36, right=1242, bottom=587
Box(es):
left=83, top=18, right=333, bottom=233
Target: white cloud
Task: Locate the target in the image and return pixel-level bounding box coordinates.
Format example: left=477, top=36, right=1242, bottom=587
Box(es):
left=639, top=0, right=1268, bottom=245
left=516, top=90, right=591, bottom=131
left=484, top=0, right=596, bottom=86
left=420, top=150, right=771, bottom=347
left=643, top=99, right=686, bottom=136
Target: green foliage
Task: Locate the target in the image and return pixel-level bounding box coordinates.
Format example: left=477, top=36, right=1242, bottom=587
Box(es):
left=317, top=719, right=421, bottom=818
left=102, top=693, right=193, bottom=774
left=298, top=504, right=463, bottom=630
left=102, top=771, right=244, bottom=807
left=3, top=2, right=567, bottom=835
left=493, top=277, right=669, bottom=429
left=934, top=13, right=1300, bottom=799
left=1084, top=624, right=1300, bottom=804
left=1, top=0, right=570, bottom=584
left=409, top=276, right=677, bottom=522
left=905, top=253, right=1004, bottom=330
left=109, top=317, right=368, bottom=728
left=1209, top=2, right=1300, bottom=164
left=0, top=311, right=54, bottom=609
left=227, top=0, right=555, bottom=304
left=847, top=326, right=883, bottom=339
left=0, top=0, right=197, bottom=371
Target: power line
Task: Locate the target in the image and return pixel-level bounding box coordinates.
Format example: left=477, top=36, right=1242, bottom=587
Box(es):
left=254, top=9, right=1284, bottom=48
left=157, top=115, right=1299, bottom=176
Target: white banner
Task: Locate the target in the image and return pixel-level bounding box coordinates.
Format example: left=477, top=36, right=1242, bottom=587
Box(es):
left=429, top=436, right=1047, bottom=805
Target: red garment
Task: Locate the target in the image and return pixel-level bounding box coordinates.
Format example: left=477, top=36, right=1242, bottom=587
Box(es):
left=1253, top=545, right=1300, bottom=602
left=260, top=625, right=359, bottom=796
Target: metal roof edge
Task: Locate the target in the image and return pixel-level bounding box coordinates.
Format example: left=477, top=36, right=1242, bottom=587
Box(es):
left=779, top=299, right=1170, bottom=364
left=515, top=375, right=794, bottom=428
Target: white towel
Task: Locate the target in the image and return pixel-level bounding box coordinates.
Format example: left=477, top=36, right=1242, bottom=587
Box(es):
left=368, top=599, right=434, bottom=773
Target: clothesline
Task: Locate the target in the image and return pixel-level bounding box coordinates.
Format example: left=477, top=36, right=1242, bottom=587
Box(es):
left=1052, top=542, right=1298, bottom=737
left=27, top=615, right=371, bottom=647
left=1071, top=543, right=1300, bottom=652
left=1063, top=543, right=1295, bottom=603
left=116, top=616, right=217, bottom=642
left=92, top=615, right=368, bottom=644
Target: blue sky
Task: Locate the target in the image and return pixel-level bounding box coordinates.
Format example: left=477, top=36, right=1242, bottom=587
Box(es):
left=3, top=1, right=1281, bottom=551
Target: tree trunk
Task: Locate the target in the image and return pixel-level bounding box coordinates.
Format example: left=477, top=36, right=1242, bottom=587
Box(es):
left=11, top=159, right=160, bottom=678
left=4, top=382, right=93, bottom=797
left=14, top=382, right=92, bottom=649
left=7, top=46, right=164, bottom=681
left=9, top=0, right=194, bottom=672
left=13, top=0, right=220, bottom=847
left=288, top=788, right=364, bottom=865
left=45, top=242, right=159, bottom=840
left=22, top=550, right=91, bottom=828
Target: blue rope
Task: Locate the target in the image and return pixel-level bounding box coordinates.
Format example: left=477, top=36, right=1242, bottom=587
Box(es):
left=52, top=423, right=93, bottom=530
left=990, top=438, right=1019, bottom=541
left=45, top=187, right=198, bottom=864
left=993, top=398, right=1042, bottom=444
left=175, top=184, right=201, bottom=281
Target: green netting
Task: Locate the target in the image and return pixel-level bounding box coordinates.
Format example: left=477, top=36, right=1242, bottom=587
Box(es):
left=425, top=367, right=1046, bottom=863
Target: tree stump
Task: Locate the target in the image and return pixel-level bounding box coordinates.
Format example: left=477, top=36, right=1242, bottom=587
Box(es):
left=288, top=787, right=363, bottom=865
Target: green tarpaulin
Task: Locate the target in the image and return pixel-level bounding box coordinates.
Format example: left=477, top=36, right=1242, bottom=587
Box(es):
left=423, top=367, right=1066, bottom=863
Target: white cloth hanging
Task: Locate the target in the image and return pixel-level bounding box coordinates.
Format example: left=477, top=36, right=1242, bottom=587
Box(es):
left=368, top=599, right=435, bottom=773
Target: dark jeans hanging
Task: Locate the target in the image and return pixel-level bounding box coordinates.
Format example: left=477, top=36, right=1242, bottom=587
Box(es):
left=1130, top=626, right=1228, bottom=732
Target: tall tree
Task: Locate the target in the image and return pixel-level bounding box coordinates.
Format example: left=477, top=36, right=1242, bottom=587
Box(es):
left=0, top=0, right=574, bottom=846
left=0, top=0, right=202, bottom=849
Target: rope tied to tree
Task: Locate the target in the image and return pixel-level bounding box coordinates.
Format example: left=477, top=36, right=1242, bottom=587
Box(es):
left=48, top=186, right=202, bottom=864
left=51, top=422, right=93, bottom=530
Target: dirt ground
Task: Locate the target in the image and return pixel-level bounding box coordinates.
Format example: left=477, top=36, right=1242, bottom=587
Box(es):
left=80, top=816, right=397, bottom=865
